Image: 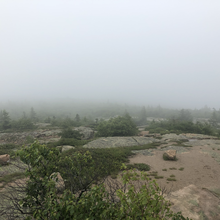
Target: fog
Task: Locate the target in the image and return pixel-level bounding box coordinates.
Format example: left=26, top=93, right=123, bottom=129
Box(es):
left=1, top=1, right=220, bottom=109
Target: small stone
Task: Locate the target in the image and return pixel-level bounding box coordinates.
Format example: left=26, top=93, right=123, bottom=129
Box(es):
left=0, top=154, right=10, bottom=165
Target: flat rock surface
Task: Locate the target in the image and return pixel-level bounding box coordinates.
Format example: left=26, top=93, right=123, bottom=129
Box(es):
left=0, top=129, right=61, bottom=145
left=167, top=184, right=220, bottom=220
left=83, top=136, right=159, bottom=148
left=162, top=133, right=218, bottom=141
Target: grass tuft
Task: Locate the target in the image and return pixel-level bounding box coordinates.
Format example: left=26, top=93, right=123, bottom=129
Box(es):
left=126, top=163, right=150, bottom=171
left=155, top=176, right=164, bottom=179
left=169, top=167, right=177, bottom=170
left=167, top=178, right=176, bottom=181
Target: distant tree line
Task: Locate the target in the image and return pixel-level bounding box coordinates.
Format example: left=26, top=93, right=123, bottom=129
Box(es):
left=0, top=108, right=37, bottom=131
left=0, top=101, right=214, bottom=123
left=146, top=109, right=215, bottom=136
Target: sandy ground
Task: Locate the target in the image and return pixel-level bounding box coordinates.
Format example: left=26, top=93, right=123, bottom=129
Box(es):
left=129, top=143, right=220, bottom=220
left=129, top=145, right=220, bottom=192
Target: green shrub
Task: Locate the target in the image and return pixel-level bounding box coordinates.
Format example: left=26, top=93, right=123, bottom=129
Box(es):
left=167, top=178, right=177, bottom=181
left=47, top=138, right=90, bottom=149
left=155, top=176, right=164, bottom=179
left=11, top=118, right=35, bottom=131
left=146, top=120, right=215, bottom=136
left=1, top=143, right=191, bottom=220
left=125, top=163, right=150, bottom=171
left=60, top=128, right=82, bottom=139
left=0, top=143, right=18, bottom=155
left=96, top=114, right=138, bottom=137
left=169, top=167, right=177, bottom=170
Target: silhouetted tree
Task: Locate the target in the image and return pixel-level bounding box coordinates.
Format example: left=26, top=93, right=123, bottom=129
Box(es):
left=74, top=114, right=80, bottom=123
left=1, top=110, right=11, bottom=130
left=139, top=106, right=147, bottom=125
left=178, top=109, right=193, bottom=122
left=30, top=107, right=38, bottom=122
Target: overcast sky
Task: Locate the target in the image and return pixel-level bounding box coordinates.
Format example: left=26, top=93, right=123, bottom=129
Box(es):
left=1, top=0, right=220, bottom=109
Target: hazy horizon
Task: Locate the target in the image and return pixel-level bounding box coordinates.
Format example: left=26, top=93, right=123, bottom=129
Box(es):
left=1, top=1, right=220, bottom=109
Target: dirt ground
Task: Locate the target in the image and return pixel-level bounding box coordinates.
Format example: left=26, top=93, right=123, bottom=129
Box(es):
left=129, top=145, right=220, bottom=192
left=129, top=142, right=220, bottom=220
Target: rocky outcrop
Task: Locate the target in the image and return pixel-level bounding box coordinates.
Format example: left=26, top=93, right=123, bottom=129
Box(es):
left=162, top=133, right=218, bottom=142
left=83, top=136, right=159, bottom=149
left=162, top=133, right=188, bottom=141
left=167, top=184, right=220, bottom=220
left=163, top=150, right=177, bottom=160
left=0, top=154, right=10, bottom=165
left=74, top=127, right=94, bottom=140
left=0, top=129, right=61, bottom=145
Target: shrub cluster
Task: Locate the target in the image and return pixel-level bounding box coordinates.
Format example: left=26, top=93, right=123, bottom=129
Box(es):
left=0, top=142, right=191, bottom=219
left=146, top=120, right=215, bottom=135
left=96, top=114, right=138, bottom=137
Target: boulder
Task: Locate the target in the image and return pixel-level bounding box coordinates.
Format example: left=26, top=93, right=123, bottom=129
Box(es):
left=74, top=127, right=94, bottom=140
left=163, top=150, right=177, bottom=160
left=139, top=131, right=149, bottom=136
left=50, top=172, right=65, bottom=192
left=57, top=145, right=75, bottom=152
left=0, top=154, right=10, bottom=165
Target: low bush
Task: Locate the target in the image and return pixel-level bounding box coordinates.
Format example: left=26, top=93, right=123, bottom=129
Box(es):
left=11, top=118, right=36, bottom=131
left=169, top=167, right=177, bottom=170
left=1, top=142, right=192, bottom=219
left=146, top=120, right=215, bottom=136
left=96, top=114, right=138, bottom=137
left=167, top=178, right=177, bottom=181
left=60, top=128, right=82, bottom=139
left=47, top=138, right=90, bottom=149
left=0, top=144, right=18, bottom=155
left=125, top=163, right=150, bottom=171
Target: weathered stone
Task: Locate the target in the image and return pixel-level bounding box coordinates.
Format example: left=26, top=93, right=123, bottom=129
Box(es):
left=162, top=134, right=187, bottom=141
left=139, top=131, right=149, bottom=136
left=167, top=185, right=220, bottom=220
left=74, top=127, right=94, bottom=140
left=83, top=136, right=159, bottom=149
left=50, top=172, right=65, bottom=192
left=57, top=145, right=75, bottom=152
left=163, top=150, right=177, bottom=160
left=0, top=154, right=10, bottom=165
